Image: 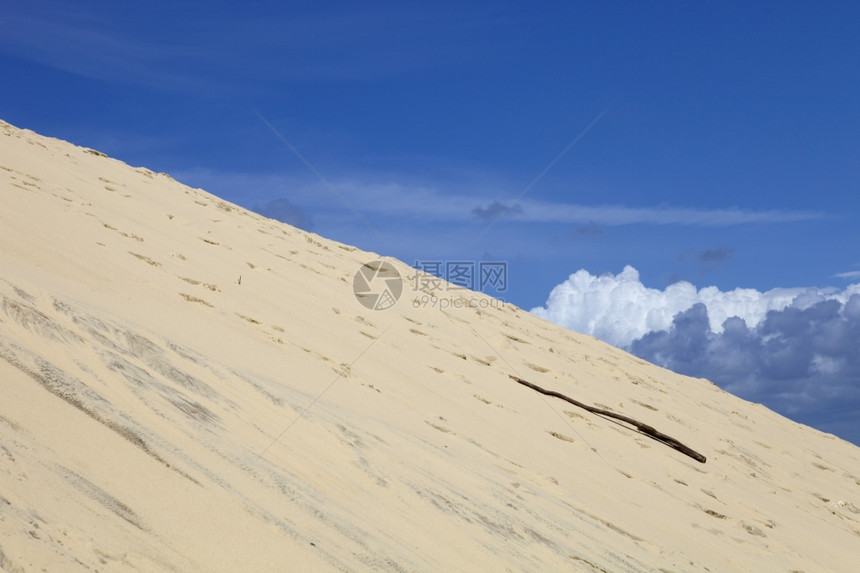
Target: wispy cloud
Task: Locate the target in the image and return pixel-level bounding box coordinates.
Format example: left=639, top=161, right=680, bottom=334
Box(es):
left=835, top=270, right=860, bottom=280
left=0, top=2, right=214, bottom=92
left=0, top=2, right=513, bottom=90
left=329, top=187, right=822, bottom=228
left=516, top=202, right=821, bottom=226
left=176, top=168, right=824, bottom=229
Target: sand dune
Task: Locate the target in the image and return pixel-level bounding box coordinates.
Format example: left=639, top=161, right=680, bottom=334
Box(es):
left=1, top=118, right=859, bottom=572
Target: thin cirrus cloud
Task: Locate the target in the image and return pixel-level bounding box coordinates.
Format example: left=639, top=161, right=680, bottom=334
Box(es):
left=531, top=266, right=860, bottom=445
left=0, top=2, right=508, bottom=88
left=176, top=168, right=823, bottom=229
left=303, top=181, right=823, bottom=227
left=0, top=4, right=212, bottom=91
left=513, top=202, right=821, bottom=226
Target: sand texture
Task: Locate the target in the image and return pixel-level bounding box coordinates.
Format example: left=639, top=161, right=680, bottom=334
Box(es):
left=1, top=118, right=859, bottom=572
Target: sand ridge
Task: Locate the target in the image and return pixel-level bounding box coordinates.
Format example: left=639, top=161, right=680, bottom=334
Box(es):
left=1, top=118, right=859, bottom=571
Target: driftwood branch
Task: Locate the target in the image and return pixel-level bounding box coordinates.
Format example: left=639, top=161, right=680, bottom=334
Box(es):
left=511, top=375, right=707, bottom=464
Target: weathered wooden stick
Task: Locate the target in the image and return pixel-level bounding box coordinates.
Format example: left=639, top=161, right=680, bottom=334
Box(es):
left=511, top=375, right=707, bottom=464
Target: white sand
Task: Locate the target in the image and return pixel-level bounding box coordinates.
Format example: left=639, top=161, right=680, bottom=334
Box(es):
left=1, top=118, right=858, bottom=572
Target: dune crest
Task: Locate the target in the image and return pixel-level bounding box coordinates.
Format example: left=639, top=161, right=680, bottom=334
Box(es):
left=1, top=118, right=858, bottom=572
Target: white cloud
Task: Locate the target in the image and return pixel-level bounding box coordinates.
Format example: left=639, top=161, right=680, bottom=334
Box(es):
left=515, top=203, right=820, bottom=226
left=531, top=265, right=860, bottom=347
left=532, top=266, right=860, bottom=445
left=174, top=168, right=822, bottom=229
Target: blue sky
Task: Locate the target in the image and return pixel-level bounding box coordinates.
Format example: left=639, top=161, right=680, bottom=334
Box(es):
left=2, top=1, right=858, bottom=443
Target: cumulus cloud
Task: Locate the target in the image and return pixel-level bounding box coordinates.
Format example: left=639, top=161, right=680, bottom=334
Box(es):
left=532, top=266, right=860, bottom=444
left=255, top=198, right=314, bottom=231
left=530, top=266, right=827, bottom=347
left=630, top=298, right=860, bottom=443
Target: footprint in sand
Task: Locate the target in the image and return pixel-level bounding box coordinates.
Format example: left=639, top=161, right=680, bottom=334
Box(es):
left=179, top=293, right=213, bottom=307
left=547, top=431, right=575, bottom=443
left=525, top=362, right=549, bottom=373
left=129, top=252, right=160, bottom=267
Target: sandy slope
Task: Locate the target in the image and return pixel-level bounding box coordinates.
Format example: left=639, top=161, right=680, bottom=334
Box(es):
left=0, top=118, right=858, bottom=572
